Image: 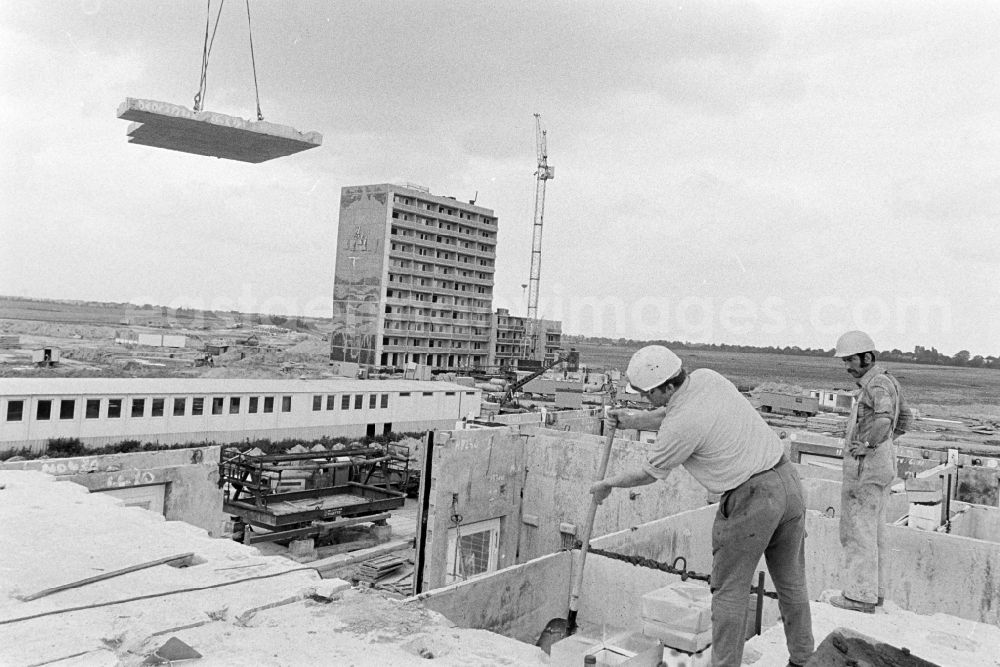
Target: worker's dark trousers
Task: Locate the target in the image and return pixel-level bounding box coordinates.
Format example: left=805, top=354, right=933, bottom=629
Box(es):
left=711, top=462, right=814, bottom=666
left=839, top=440, right=896, bottom=604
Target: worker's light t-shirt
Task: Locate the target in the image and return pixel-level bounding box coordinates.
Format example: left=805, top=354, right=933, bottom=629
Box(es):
left=642, top=369, right=783, bottom=495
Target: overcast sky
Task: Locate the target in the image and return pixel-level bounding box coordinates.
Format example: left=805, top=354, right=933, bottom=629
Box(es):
left=2, top=1, right=998, bottom=356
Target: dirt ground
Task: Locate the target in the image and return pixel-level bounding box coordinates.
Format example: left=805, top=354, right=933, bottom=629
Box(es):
left=0, top=299, right=335, bottom=380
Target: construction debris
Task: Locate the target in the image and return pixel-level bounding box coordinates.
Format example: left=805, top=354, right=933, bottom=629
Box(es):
left=143, top=636, right=202, bottom=664
left=805, top=626, right=939, bottom=666
left=117, top=98, right=322, bottom=163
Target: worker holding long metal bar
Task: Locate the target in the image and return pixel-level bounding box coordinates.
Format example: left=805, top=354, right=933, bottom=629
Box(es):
left=830, top=330, right=906, bottom=614
left=590, top=345, right=814, bottom=667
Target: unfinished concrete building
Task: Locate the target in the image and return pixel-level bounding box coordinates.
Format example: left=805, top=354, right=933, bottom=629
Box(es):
left=3, top=410, right=1000, bottom=665
left=331, top=183, right=498, bottom=371
left=489, top=307, right=563, bottom=368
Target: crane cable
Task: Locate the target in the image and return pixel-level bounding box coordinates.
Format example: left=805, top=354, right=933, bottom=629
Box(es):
left=192, top=0, right=265, bottom=121
left=244, top=0, right=264, bottom=121
left=193, top=0, right=225, bottom=112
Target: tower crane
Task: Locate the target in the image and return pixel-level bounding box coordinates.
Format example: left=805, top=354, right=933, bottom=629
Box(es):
left=523, top=113, right=554, bottom=363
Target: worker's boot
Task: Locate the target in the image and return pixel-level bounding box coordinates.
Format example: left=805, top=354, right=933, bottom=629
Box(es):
left=830, top=594, right=876, bottom=614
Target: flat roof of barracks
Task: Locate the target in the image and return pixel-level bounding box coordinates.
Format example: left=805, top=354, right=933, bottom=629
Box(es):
left=0, top=378, right=479, bottom=396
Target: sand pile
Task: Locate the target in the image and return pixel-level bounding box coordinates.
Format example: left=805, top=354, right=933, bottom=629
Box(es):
left=750, top=381, right=809, bottom=396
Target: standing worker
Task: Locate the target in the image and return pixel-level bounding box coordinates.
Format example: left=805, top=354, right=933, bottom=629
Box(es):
left=830, top=330, right=903, bottom=613
left=590, top=345, right=814, bottom=667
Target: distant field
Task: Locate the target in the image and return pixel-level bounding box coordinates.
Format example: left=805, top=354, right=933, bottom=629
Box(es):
left=573, top=341, right=1000, bottom=414
left=0, top=297, right=331, bottom=331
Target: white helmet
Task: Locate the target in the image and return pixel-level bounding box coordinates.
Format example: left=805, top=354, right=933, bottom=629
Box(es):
left=833, top=330, right=877, bottom=358
left=626, top=345, right=682, bottom=392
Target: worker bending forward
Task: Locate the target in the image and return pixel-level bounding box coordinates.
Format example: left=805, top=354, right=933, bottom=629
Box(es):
left=591, top=346, right=814, bottom=667
left=830, top=331, right=903, bottom=614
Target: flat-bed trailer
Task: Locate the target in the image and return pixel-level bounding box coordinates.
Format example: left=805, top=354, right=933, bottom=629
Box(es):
left=219, top=446, right=407, bottom=544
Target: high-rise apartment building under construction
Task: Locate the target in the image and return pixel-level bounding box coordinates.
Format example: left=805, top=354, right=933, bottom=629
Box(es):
left=331, top=183, right=497, bottom=369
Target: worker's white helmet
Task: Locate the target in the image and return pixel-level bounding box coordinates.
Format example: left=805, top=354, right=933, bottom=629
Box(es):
left=626, top=345, right=682, bottom=392
left=833, top=330, right=877, bottom=358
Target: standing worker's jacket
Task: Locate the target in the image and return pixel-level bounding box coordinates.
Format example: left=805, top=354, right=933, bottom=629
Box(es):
left=845, top=364, right=901, bottom=446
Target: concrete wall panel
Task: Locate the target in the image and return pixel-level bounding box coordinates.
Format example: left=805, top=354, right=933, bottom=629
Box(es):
left=949, top=505, right=1000, bottom=543
left=420, top=427, right=713, bottom=589
left=422, top=429, right=527, bottom=590
left=802, top=514, right=1000, bottom=624
left=519, top=430, right=711, bottom=562
left=415, top=551, right=572, bottom=643
left=0, top=446, right=223, bottom=535
left=801, top=477, right=909, bottom=522
left=589, top=504, right=1000, bottom=626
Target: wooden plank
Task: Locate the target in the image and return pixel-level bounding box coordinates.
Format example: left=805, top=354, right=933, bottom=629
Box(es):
left=117, top=98, right=322, bottom=163
left=244, top=511, right=392, bottom=544
left=19, top=553, right=194, bottom=602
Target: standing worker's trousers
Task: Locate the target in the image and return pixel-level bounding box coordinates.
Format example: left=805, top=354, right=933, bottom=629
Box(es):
left=839, top=440, right=896, bottom=604
left=710, top=457, right=814, bottom=666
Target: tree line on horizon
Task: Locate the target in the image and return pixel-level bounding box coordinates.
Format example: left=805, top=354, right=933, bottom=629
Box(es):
left=563, top=335, right=1000, bottom=370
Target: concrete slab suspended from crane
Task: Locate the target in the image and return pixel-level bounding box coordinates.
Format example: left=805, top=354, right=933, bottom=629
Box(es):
left=117, top=98, right=322, bottom=163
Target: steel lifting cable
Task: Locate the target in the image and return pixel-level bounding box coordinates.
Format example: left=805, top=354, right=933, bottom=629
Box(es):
left=193, top=0, right=226, bottom=112
left=245, top=0, right=264, bottom=120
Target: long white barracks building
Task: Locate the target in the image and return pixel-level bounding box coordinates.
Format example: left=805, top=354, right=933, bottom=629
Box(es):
left=0, top=378, right=481, bottom=454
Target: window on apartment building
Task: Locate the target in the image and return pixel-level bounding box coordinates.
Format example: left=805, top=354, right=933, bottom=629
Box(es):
left=354, top=394, right=363, bottom=409
left=132, top=398, right=145, bottom=418
left=399, top=392, right=411, bottom=397
left=342, top=394, right=351, bottom=410
left=327, top=395, right=336, bottom=410
left=281, top=396, right=292, bottom=412
left=86, top=399, right=101, bottom=419
left=423, top=392, right=433, bottom=397
left=369, top=394, right=377, bottom=409
left=263, top=396, right=274, bottom=413
left=191, top=397, right=204, bottom=416
left=173, top=397, right=186, bottom=417
left=151, top=398, right=165, bottom=417
left=313, top=395, right=323, bottom=411
left=212, top=397, right=224, bottom=415
left=229, top=397, right=241, bottom=414
left=380, top=394, right=389, bottom=408
left=108, top=399, right=123, bottom=418
left=59, top=399, right=75, bottom=420
left=36, top=400, right=52, bottom=421
left=248, top=396, right=259, bottom=414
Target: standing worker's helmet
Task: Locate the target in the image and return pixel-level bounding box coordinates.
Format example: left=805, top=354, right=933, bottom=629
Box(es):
left=833, top=330, right=877, bottom=358
left=626, top=345, right=683, bottom=392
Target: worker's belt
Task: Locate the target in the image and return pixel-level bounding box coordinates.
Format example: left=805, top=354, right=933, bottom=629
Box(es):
left=726, top=454, right=788, bottom=495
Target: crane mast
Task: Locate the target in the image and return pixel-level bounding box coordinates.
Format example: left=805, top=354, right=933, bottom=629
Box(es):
left=524, top=113, right=554, bottom=362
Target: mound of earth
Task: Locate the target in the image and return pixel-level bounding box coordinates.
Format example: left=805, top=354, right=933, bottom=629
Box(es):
left=750, top=381, right=809, bottom=396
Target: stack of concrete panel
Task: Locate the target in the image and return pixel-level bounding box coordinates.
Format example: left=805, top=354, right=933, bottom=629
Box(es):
left=640, top=581, right=713, bottom=654
left=906, top=476, right=944, bottom=531
left=117, top=98, right=322, bottom=163
left=905, top=476, right=943, bottom=504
